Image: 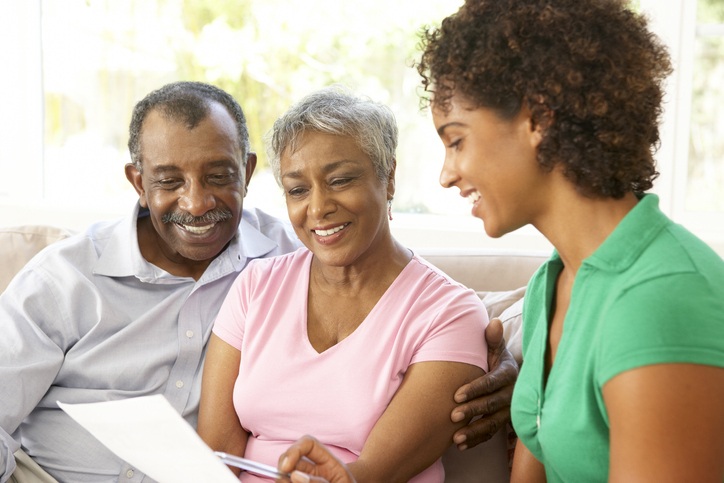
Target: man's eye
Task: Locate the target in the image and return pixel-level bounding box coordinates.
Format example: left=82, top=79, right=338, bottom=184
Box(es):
left=157, top=178, right=182, bottom=189
left=208, top=173, right=235, bottom=185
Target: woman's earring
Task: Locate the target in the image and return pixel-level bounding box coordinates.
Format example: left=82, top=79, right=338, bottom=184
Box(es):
left=388, top=199, right=393, bottom=221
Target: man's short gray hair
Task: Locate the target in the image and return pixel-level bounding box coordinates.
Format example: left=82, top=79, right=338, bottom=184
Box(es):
left=267, top=85, right=398, bottom=185
left=128, top=81, right=250, bottom=172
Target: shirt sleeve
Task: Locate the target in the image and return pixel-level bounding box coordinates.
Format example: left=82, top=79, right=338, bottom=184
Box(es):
left=411, top=288, right=490, bottom=372
left=212, top=259, right=260, bottom=350
left=0, top=268, right=66, bottom=480
left=595, top=271, right=724, bottom=386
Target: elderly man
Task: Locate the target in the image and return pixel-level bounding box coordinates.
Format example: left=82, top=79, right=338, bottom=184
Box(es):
left=0, top=82, right=516, bottom=482
left=0, top=82, right=300, bottom=482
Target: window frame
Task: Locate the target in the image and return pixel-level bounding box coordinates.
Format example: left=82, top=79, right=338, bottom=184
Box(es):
left=0, top=0, right=721, bottom=255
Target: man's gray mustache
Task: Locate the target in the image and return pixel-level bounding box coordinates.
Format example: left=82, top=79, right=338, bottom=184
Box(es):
left=161, top=209, right=233, bottom=225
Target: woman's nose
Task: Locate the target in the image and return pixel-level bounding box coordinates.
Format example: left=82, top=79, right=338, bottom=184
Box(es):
left=308, top=188, right=335, bottom=219
left=439, top=155, right=459, bottom=189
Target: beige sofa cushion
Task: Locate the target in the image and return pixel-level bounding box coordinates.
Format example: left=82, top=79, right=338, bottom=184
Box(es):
left=0, top=225, right=73, bottom=292
left=480, top=287, right=526, bottom=364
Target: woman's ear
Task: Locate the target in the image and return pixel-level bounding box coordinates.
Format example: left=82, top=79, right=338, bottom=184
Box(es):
left=527, top=97, right=552, bottom=149
left=386, top=159, right=397, bottom=200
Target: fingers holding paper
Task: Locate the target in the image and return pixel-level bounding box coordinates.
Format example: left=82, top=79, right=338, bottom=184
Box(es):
left=277, top=435, right=356, bottom=483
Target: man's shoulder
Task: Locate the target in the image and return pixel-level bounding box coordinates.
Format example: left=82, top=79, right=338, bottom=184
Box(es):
left=240, top=206, right=301, bottom=253
left=19, top=218, right=122, bottom=269
left=241, top=206, right=288, bottom=230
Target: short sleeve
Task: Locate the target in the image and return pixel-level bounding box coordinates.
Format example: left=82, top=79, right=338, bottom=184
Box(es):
left=596, top=272, right=724, bottom=386
left=411, top=289, right=490, bottom=372
left=212, top=260, right=259, bottom=349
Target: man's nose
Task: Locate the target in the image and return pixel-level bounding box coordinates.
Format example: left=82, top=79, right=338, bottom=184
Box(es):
left=178, top=181, right=216, bottom=216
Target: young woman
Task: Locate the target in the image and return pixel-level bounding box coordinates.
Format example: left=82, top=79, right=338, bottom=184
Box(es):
left=417, top=0, right=724, bottom=481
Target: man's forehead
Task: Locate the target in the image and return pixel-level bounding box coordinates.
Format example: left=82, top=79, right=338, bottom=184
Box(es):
left=138, top=107, right=244, bottom=169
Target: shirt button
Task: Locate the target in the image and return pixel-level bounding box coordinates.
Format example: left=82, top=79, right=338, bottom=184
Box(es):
left=126, top=469, right=134, bottom=478
left=176, top=380, right=184, bottom=388
left=536, top=414, right=541, bottom=429
left=186, top=330, right=194, bottom=338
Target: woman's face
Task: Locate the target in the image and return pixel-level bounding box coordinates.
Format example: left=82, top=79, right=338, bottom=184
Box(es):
left=280, top=131, right=394, bottom=267
left=432, top=95, right=549, bottom=238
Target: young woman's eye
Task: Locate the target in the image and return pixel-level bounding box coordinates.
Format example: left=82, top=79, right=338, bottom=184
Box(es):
left=447, top=139, right=462, bottom=150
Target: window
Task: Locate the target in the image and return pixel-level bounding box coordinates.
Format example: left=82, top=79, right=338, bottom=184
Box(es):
left=0, top=0, right=721, bottom=255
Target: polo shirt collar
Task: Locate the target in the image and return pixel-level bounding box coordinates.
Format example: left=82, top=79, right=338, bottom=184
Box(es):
left=584, top=193, right=668, bottom=272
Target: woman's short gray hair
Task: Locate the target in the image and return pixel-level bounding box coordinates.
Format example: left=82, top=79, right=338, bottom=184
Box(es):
left=267, top=85, right=398, bottom=185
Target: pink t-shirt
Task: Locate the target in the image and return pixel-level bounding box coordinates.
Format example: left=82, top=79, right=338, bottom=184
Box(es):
left=212, top=248, right=488, bottom=482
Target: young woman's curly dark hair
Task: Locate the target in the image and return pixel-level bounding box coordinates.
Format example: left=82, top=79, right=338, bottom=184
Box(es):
left=417, top=0, right=673, bottom=198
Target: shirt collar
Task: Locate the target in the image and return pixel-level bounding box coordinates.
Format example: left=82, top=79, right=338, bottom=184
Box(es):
left=94, top=203, right=281, bottom=283
left=583, top=193, right=668, bottom=272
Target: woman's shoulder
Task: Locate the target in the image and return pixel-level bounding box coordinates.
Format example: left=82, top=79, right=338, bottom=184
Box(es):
left=408, top=255, right=469, bottom=291
left=405, top=254, right=486, bottom=307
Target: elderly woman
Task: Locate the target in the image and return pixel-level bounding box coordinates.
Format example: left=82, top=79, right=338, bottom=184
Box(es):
left=277, top=0, right=724, bottom=482
left=198, top=86, right=490, bottom=482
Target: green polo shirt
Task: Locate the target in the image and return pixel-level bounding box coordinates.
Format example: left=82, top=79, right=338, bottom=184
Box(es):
left=511, top=194, right=724, bottom=482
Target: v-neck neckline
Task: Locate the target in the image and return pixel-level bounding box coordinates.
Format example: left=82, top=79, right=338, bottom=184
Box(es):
left=301, top=253, right=416, bottom=356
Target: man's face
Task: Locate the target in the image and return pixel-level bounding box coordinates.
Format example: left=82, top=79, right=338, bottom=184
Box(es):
left=126, top=102, right=255, bottom=272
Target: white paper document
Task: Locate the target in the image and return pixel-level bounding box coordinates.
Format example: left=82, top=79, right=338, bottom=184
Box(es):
left=58, top=395, right=240, bottom=483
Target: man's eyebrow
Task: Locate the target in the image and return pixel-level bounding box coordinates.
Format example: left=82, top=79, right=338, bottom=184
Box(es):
left=149, top=164, right=180, bottom=175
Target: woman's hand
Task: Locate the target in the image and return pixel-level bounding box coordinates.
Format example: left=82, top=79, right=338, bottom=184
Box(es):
left=451, top=318, right=519, bottom=449
left=277, top=436, right=356, bottom=483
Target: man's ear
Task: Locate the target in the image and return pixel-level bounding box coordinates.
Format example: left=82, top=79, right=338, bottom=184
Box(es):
left=386, top=159, right=397, bottom=200
left=243, top=152, right=258, bottom=197
left=125, top=163, right=148, bottom=208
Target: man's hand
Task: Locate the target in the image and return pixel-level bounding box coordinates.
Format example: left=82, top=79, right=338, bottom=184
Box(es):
left=450, top=318, right=519, bottom=450
left=277, top=435, right=356, bottom=483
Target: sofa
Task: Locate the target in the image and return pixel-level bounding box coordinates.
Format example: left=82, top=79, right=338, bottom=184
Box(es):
left=0, top=225, right=549, bottom=483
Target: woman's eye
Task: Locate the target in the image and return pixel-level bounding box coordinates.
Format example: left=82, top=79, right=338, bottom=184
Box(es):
left=447, top=139, right=462, bottom=150
left=330, top=177, right=352, bottom=186
left=287, top=187, right=307, bottom=197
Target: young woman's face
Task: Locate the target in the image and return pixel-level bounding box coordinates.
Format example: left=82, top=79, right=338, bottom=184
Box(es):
left=280, top=131, right=394, bottom=268
left=432, top=95, right=550, bottom=238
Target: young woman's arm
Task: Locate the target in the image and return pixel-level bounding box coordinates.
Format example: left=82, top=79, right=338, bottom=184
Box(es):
left=346, top=360, right=485, bottom=482
left=197, top=333, right=249, bottom=477
left=510, top=439, right=546, bottom=483
left=604, top=363, right=724, bottom=482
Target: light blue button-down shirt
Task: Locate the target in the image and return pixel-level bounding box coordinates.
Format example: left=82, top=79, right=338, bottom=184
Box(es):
left=0, top=204, right=300, bottom=483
